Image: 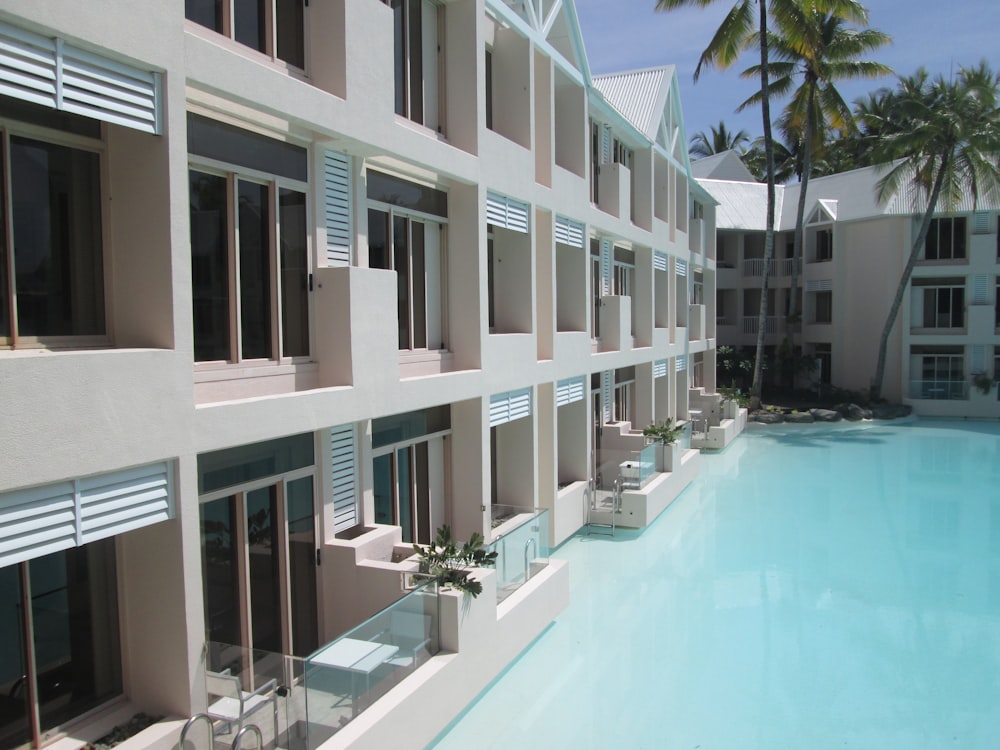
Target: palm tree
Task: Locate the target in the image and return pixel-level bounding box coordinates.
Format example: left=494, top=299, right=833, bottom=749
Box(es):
left=654, top=0, right=778, bottom=410
left=690, top=120, right=752, bottom=157
left=741, top=4, right=890, bottom=328
left=869, top=63, right=1000, bottom=401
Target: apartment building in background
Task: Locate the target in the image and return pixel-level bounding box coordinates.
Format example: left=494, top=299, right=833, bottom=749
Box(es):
left=698, top=152, right=1000, bottom=417
left=0, top=1, right=730, bottom=749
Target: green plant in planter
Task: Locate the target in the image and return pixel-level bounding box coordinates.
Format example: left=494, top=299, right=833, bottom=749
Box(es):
left=413, top=525, right=498, bottom=598
left=643, top=419, right=683, bottom=445
left=972, top=371, right=994, bottom=395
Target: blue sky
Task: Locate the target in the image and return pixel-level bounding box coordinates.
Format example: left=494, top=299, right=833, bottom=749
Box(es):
left=574, top=0, right=1000, bottom=147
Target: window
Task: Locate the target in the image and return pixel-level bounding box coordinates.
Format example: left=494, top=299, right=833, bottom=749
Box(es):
left=815, top=228, right=832, bottom=262
left=612, top=247, right=634, bottom=298
left=814, top=343, right=832, bottom=385
left=372, top=407, right=450, bottom=544
left=185, top=0, right=305, bottom=69
left=911, top=346, right=965, bottom=399
left=188, top=115, right=310, bottom=364
left=485, top=47, right=494, bottom=131
left=613, top=366, right=635, bottom=424
left=814, top=291, right=833, bottom=324
left=367, top=171, right=448, bottom=351
left=1, top=112, right=105, bottom=348
left=388, top=0, right=443, bottom=131
left=591, top=240, right=602, bottom=338
left=913, top=279, right=964, bottom=329
left=0, top=540, right=122, bottom=749
left=925, top=217, right=966, bottom=261
left=198, top=434, right=319, bottom=660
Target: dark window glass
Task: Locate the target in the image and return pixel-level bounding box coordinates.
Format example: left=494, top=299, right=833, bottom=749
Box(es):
left=188, top=114, right=308, bottom=182
left=366, top=170, right=447, bottom=217
left=0, top=95, right=101, bottom=138
left=199, top=433, right=315, bottom=493
left=368, top=209, right=390, bottom=270
left=397, top=446, right=413, bottom=542
left=185, top=0, right=223, bottom=32
left=407, top=0, right=424, bottom=124
left=286, top=477, right=318, bottom=656
left=485, top=48, right=494, bottom=131
left=415, top=442, right=430, bottom=544
left=393, top=215, right=410, bottom=349
left=372, top=406, right=451, bottom=449
left=0, top=565, right=30, bottom=749
left=373, top=453, right=394, bottom=526
left=1, top=145, right=7, bottom=340
left=11, top=137, right=104, bottom=337
left=411, top=220, right=426, bottom=348
left=190, top=171, right=230, bottom=362
left=201, top=497, right=240, bottom=646
left=246, top=485, right=281, bottom=653
left=33, top=541, right=122, bottom=733
left=392, top=0, right=407, bottom=117
left=238, top=180, right=271, bottom=359
left=279, top=188, right=308, bottom=357
left=234, top=0, right=267, bottom=53
left=276, top=0, right=306, bottom=68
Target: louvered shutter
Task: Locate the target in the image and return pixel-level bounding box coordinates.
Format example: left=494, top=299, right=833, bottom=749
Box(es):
left=973, top=211, right=991, bottom=235
left=675, top=259, right=687, bottom=277
left=325, top=150, right=352, bottom=266
left=601, top=371, right=612, bottom=423
left=601, top=124, right=612, bottom=164
left=806, top=278, right=833, bottom=292
left=972, top=274, right=989, bottom=305
left=676, top=355, right=687, bottom=372
left=0, top=21, right=161, bottom=134
left=554, top=216, right=585, bottom=248
left=600, top=239, right=612, bottom=295
left=556, top=376, right=585, bottom=406
left=490, top=389, right=533, bottom=427
left=653, top=251, right=668, bottom=272
left=972, top=345, right=987, bottom=374
left=0, top=462, right=174, bottom=568
left=653, top=359, right=668, bottom=379
left=330, top=424, right=359, bottom=533
left=486, top=192, right=529, bottom=233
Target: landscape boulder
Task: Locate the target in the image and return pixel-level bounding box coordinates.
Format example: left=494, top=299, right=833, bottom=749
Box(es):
left=753, top=412, right=785, bottom=424
left=835, top=403, right=869, bottom=421
left=783, top=411, right=815, bottom=423
left=810, top=408, right=842, bottom=422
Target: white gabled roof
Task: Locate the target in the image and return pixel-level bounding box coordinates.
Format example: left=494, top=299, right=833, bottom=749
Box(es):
left=699, top=179, right=785, bottom=231
left=592, top=66, right=672, bottom=141
left=690, top=150, right=757, bottom=182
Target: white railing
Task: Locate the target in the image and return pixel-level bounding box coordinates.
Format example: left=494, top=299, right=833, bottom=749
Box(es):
left=741, top=315, right=779, bottom=335
left=909, top=380, right=969, bottom=400
left=741, top=258, right=800, bottom=277
left=742, top=258, right=767, bottom=276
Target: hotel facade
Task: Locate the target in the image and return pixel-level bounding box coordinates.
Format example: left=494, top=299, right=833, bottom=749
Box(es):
left=0, top=1, right=728, bottom=748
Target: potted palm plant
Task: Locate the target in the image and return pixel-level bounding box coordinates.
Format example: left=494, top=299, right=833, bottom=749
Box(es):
left=643, top=419, right=683, bottom=472
left=413, top=525, right=498, bottom=598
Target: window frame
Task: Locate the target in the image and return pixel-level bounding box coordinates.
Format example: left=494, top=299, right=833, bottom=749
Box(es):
left=925, top=217, right=967, bottom=261
left=188, top=151, right=313, bottom=368
left=0, top=117, right=111, bottom=350
left=185, top=0, right=309, bottom=73
left=388, top=0, right=446, bottom=132
left=372, top=428, right=449, bottom=545
left=916, top=283, right=965, bottom=330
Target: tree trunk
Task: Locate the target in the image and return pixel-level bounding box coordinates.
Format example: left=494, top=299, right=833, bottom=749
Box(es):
left=870, top=156, right=949, bottom=401
left=750, top=0, right=776, bottom=412
left=788, top=83, right=817, bottom=327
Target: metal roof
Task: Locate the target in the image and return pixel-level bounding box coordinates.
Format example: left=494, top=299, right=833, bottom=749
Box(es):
left=592, top=66, right=673, bottom=141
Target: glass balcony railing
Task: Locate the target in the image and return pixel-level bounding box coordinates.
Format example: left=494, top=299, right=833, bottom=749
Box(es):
left=909, top=379, right=968, bottom=400
left=619, top=443, right=656, bottom=490
left=303, top=583, right=440, bottom=747
left=486, top=508, right=550, bottom=603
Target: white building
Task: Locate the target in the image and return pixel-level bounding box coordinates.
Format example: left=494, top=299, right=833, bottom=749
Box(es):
left=699, top=154, right=1000, bottom=417
left=0, top=2, right=728, bottom=749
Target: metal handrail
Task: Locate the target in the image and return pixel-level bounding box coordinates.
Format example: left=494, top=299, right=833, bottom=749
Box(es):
left=523, top=538, right=537, bottom=582
left=232, top=725, right=262, bottom=750
left=179, top=714, right=213, bottom=750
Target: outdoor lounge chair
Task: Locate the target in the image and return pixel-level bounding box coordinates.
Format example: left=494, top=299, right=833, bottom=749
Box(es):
left=205, top=670, right=278, bottom=740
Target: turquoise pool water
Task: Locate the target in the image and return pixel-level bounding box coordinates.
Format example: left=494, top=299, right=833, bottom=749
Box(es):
left=430, top=419, right=1000, bottom=749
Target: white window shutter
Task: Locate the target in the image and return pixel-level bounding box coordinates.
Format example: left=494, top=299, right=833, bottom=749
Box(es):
left=330, top=424, right=359, bottom=533
left=0, top=462, right=174, bottom=568
left=325, top=150, right=352, bottom=266
left=600, top=238, right=612, bottom=295
left=554, top=216, right=585, bottom=248
left=972, top=274, right=989, bottom=305
left=490, top=388, right=533, bottom=427
left=556, top=376, right=585, bottom=406
left=601, top=124, right=612, bottom=164
left=675, top=258, right=688, bottom=277
left=486, top=191, right=529, bottom=233
left=601, top=371, right=612, bottom=423
left=653, top=251, right=668, bottom=272
left=676, top=355, right=687, bottom=372
left=0, top=21, right=161, bottom=134
left=806, top=278, right=833, bottom=292
left=653, top=359, right=668, bottom=379
left=972, top=345, right=987, bottom=373
left=973, top=211, right=991, bottom=235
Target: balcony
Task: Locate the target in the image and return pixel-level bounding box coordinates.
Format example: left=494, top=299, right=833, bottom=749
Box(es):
left=689, top=303, right=706, bottom=341
left=909, top=379, right=969, bottom=400
left=741, top=315, right=781, bottom=335
left=597, top=162, right=631, bottom=220
left=689, top=218, right=705, bottom=256
left=741, top=258, right=800, bottom=277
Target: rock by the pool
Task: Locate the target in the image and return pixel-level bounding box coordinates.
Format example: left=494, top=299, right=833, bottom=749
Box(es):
left=810, top=408, right=842, bottom=422
left=871, top=403, right=913, bottom=420
left=784, top=411, right=815, bottom=423
left=753, top=412, right=785, bottom=423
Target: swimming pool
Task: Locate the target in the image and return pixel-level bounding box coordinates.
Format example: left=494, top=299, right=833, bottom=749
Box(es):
left=430, top=419, right=1000, bottom=749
